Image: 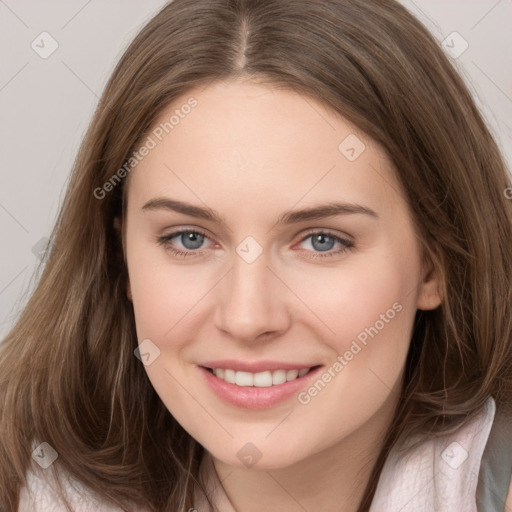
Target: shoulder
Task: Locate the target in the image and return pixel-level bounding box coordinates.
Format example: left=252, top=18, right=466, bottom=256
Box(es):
left=19, top=463, right=125, bottom=512
left=371, top=396, right=496, bottom=511
left=477, top=399, right=512, bottom=512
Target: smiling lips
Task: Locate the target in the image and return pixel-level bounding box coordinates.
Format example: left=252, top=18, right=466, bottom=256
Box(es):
left=199, top=360, right=323, bottom=409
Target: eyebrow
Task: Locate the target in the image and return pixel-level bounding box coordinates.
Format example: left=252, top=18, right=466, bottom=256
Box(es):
left=141, top=197, right=378, bottom=227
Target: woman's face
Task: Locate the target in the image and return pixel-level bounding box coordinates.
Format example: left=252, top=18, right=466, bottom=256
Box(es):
left=124, top=79, right=441, bottom=469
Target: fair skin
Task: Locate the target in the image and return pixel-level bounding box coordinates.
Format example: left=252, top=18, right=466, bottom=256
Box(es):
left=123, top=78, right=445, bottom=511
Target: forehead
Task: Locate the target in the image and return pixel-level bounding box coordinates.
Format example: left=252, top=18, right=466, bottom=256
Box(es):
left=126, top=80, right=403, bottom=220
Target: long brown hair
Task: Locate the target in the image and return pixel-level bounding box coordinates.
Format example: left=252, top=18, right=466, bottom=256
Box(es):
left=1, top=0, right=511, bottom=510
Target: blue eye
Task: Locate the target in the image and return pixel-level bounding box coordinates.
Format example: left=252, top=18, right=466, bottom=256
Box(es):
left=156, top=228, right=354, bottom=259
left=297, top=231, right=354, bottom=259
left=157, top=229, right=210, bottom=258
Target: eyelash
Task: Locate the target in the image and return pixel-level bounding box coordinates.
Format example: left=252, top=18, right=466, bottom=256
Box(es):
left=156, top=228, right=355, bottom=260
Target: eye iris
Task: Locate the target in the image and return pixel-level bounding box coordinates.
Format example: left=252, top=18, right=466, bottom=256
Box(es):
left=311, top=234, right=335, bottom=252
left=181, top=232, right=204, bottom=250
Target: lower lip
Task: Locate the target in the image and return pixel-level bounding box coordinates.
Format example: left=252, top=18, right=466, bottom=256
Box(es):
left=198, top=365, right=323, bottom=409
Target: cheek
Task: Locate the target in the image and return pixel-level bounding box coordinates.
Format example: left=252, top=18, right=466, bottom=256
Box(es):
left=288, top=248, right=419, bottom=354
left=129, top=229, right=421, bottom=356
left=127, top=257, right=209, bottom=411
left=286, top=254, right=418, bottom=445
left=314, top=244, right=422, bottom=411
left=126, top=230, right=216, bottom=341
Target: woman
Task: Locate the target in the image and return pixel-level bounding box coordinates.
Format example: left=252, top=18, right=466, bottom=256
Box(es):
left=1, top=0, right=511, bottom=511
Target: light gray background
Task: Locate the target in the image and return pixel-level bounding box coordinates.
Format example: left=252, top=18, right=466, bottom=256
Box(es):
left=1, top=0, right=511, bottom=341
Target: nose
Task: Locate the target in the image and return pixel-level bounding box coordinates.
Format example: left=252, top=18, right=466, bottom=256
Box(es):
left=214, top=247, right=291, bottom=344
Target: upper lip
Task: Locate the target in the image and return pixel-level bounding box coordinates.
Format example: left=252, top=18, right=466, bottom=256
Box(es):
left=199, top=360, right=320, bottom=373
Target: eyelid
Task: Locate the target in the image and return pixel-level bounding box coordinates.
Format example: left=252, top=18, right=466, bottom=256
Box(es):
left=159, top=225, right=212, bottom=241
left=157, top=225, right=355, bottom=261
left=158, top=226, right=352, bottom=246
left=160, top=223, right=352, bottom=237
left=297, top=227, right=353, bottom=243
left=158, top=226, right=214, bottom=248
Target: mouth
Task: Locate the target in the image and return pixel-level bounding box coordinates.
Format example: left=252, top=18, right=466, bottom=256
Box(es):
left=198, top=363, right=324, bottom=409
left=202, top=365, right=320, bottom=387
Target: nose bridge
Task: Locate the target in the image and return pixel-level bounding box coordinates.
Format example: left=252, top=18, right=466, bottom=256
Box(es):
left=215, top=236, right=288, bottom=341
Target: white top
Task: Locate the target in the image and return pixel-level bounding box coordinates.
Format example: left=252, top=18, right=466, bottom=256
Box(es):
left=370, top=396, right=496, bottom=511
left=19, top=396, right=496, bottom=512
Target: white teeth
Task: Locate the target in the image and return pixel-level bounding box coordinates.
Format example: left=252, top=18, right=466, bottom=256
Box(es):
left=224, top=369, right=236, bottom=384
left=235, top=371, right=253, bottom=387
left=286, top=369, right=299, bottom=381
left=212, top=367, right=312, bottom=387
left=253, top=371, right=272, bottom=387
left=272, top=370, right=287, bottom=385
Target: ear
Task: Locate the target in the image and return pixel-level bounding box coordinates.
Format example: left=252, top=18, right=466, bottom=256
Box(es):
left=416, top=255, right=443, bottom=311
